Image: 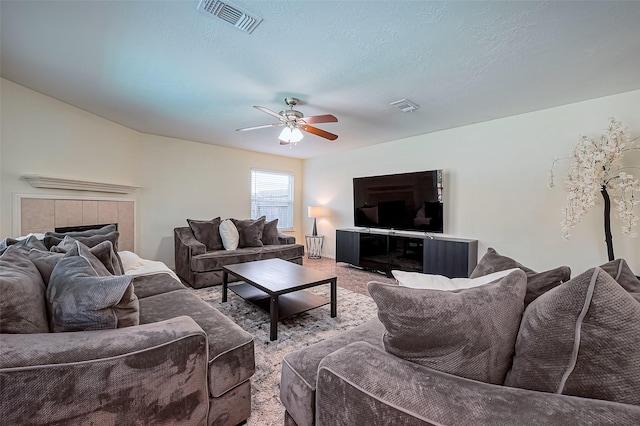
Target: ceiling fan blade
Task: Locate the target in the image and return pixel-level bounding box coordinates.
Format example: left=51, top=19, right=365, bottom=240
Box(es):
left=253, top=106, right=284, bottom=120
left=236, top=122, right=283, bottom=132
left=301, top=125, right=338, bottom=141
left=299, top=114, right=338, bottom=124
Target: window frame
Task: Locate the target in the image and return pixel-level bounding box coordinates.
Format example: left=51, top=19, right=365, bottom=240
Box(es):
left=250, top=168, right=295, bottom=231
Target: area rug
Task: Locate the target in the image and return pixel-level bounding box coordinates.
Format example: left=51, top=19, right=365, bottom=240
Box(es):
left=190, top=260, right=396, bottom=425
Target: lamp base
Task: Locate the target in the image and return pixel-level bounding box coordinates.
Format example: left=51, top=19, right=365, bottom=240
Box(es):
left=312, top=218, right=317, bottom=236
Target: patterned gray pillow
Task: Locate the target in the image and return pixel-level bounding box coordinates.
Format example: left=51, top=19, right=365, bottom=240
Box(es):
left=599, top=258, right=640, bottom=293
left=504, top=267, right=640, bottom=405
left=47, top=241, right=138, bottom=332
left=261, top=218, right=280, bottom=245
left=368, top=269, right=527, bottom=384
left=0, top=235, right=47, bottom=255
left=34, top=239, right=124, bottom=283
left=232, top=216, right=266, bottom=248
left=44, top=230, right=119, bottom=251
left=470, top=247, right=571, bottom=307
left=187, top=217, right=223, bottom=251
left=0, top=246, right=49, bottom=333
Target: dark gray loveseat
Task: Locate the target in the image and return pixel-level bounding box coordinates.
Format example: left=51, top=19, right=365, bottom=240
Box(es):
left=174, top=223, right=304, bottom=289
left=1, top=235, right=255, bottom=426
left=280, top=249, right=640, bottom=426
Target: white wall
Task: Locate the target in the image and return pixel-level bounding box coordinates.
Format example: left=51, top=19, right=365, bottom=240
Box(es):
left=0, top=79, right=304, bottom=266
left=303, top=90, right=640, bottom=275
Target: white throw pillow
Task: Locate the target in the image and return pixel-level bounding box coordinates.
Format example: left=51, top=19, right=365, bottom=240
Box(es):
left=392, top=268, right=520, bottom=291
left=219, top=219, right=239, bottom=250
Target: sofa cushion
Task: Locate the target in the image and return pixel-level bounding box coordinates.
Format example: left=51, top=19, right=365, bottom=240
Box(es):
left=190, top=244, right=304, bottom=273
left=369, top=270, right=527, bottom=385
left=470, top=247, right=571, bottom=307
left=132, top=273, right=187, bottom=299
left=232, top=217, right=265, bottom=248
left=47, top=241, right=138, bottom=332
left=261, top=218, right=280, bottom=245
left=280, top=318, right=386, bottom=426
left=0, top=246, right=49, bottom=333
left=138, top=289, right=255, bottom=397
left=187, top=217, right=223, bottom=251
left=28, top=249, right=65, bottom=285
left=219, top=219, right=239, bottom=250
left=504, top=267, right=640, bottom=405
left=599, top=258, right=640, bottom=292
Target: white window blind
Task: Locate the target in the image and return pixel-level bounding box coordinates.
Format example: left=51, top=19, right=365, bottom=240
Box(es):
left=251, top=168, right=294, bottom=230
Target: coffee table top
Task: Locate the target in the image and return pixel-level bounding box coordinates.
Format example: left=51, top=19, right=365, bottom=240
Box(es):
left=223, top=258, right=336, bottom=295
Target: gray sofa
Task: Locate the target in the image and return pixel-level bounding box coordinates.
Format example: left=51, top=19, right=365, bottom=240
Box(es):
left=174, top=224, right=304, bottom=288
left=280, top=249, right=640, bottom=425
left=1, top=236, right=255, bottom=426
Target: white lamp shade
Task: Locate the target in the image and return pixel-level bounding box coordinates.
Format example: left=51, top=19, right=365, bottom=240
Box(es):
left=290, top=128, right=304, bottom=142
left=308, top=206, right=323, bottom=218
left=279, top=127, right=292, bottom=141
left=279, top=126, right=304, bottom=143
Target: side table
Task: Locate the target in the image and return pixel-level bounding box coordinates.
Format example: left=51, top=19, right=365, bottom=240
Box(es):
left=305, top=235, right=324, bottom=259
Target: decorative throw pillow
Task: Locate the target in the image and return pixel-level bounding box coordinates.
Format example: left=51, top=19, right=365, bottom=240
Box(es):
left=44, top=230, right=120, bottom=251
left=392, top=268, right=520, bottom=291
left=44, top=223, right=116, bottom=239
left=47, top=241, right=139, bottom=332
left=261, top=218, right=280, bottom=245
left=187, top=217, right=223, bottom=251
left=232, top=216, right=266, bottom=248
left=368, top=269, right=527, bottom=384
left=599, top=258, right=640, bottom=293
left=504, top=267, right=640, bottom=405
left=28, top=249, right=65, bottom=285
left=0, top=235, right=48, bottom=255
left=0, top=246, right=49, bottom=333
left=49, top=238, right=124, bottom=275
left=219, top=219, right=240, bottom=250
left=470, top=247, right=571, bottom=307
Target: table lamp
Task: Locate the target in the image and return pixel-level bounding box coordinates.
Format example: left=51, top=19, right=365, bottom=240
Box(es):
left=308, top=206, right=323, bottom=236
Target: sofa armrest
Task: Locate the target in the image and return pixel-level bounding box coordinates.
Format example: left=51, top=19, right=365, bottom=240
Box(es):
left=278, top=232, right=296, bottom=244
left=0, top=316, right=209, bottom=425
left=174, top=226, right=206, bottom=256
left=174, top=227, right=205, bottom=285
left=316, top=342, right=640, bottom=426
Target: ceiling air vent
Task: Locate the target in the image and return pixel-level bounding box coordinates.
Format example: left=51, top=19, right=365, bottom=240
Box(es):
left=197, top=0, right=263, bottom=34
left=389, top=98, right=420, bottom=112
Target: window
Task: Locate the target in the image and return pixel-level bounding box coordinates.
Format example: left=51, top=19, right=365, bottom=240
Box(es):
left=251, top=168, right=294, bottom=230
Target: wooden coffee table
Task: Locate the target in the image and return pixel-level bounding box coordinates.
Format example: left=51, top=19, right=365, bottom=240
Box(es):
left=222, top=258, right=337, bottom=341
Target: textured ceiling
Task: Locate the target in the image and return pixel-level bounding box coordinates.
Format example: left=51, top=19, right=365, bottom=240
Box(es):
left=2, top=1, right=639, bottom=159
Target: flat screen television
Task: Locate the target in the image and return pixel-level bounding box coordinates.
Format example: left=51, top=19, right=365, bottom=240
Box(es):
left=353, top=170, right=443, bottom=233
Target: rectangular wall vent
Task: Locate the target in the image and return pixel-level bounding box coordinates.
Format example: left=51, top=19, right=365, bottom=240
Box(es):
left=389, top=98, right=420, bottom=112
left=197, top=0, right=263, bottom=34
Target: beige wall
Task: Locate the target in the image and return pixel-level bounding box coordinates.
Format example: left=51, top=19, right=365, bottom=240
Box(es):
left=1, top=79, right=303, bottom=266
left=303, top=89, right=640, bottom=275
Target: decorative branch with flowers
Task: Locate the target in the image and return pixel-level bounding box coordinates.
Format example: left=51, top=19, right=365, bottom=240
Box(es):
left=548, top=118, right=640, bottom=261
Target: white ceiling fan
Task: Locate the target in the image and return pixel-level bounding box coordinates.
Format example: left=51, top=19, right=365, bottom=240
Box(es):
left=236, top=97, right=338, bottom=145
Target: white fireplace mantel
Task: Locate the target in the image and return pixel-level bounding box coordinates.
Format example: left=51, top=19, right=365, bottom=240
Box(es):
left=22, top=175, right=142, bottom=194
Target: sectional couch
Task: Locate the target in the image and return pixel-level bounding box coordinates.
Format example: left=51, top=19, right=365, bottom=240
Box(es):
left=0, top=228, right=255, bottom=426
left=280, top=249, right=640, bottom=425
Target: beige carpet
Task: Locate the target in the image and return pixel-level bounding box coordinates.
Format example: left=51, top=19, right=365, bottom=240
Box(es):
left=190, top=258, right=396, bottom=425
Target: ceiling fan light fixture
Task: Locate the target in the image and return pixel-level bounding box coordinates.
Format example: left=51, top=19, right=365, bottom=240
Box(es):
left=279, top=126, right=304, bottom=143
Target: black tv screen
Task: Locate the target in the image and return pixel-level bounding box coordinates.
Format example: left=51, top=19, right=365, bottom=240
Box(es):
left=353, top=170, right=443, bottom=233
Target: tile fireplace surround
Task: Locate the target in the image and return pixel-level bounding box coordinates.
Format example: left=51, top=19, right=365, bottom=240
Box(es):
left=15, top=195, right=135, bottom=251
